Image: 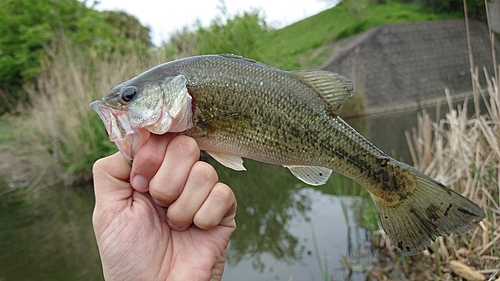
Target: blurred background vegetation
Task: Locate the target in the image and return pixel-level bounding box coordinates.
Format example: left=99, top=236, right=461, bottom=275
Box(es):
left=1, top=0, right=483, bottom=181
left=0, top=0, right=152, bottom=113
left=1, top=0, right=476, bottom=184
left=0, top=0, right=485, bottom=115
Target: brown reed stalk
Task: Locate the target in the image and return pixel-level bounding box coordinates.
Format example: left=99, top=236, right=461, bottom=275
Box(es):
left=405, top=47, right=500, bottom=281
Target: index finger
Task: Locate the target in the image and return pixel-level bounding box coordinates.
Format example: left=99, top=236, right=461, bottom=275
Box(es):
left=130, top=134, right=177, bottom=192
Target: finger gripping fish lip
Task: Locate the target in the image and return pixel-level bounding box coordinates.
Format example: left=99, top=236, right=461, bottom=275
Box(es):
left=91, top=74, right=194, bottom=161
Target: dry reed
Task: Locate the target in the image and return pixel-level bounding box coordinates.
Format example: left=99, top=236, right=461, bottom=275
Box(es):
left=400, top=68, right=500, bottom=279
left=373, top=5, right=500, bottom=278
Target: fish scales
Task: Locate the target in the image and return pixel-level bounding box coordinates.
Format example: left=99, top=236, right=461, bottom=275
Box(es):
left=91, top=54, right=485, bottom=256
left=156, top=56, right=387, bottom=179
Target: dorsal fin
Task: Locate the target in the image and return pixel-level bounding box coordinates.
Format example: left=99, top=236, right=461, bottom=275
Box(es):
left=290, top=70, right=354, bottom=112
left=219, top=54, right=257, bottom=64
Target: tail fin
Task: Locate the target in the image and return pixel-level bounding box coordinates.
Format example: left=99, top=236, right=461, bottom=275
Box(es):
left=372, top=163, right=485, bottom=256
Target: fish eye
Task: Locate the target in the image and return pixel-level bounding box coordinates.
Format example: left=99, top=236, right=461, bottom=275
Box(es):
left=119, top=87, right=137, bottom=104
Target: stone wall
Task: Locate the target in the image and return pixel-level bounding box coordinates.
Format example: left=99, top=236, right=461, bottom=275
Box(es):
left=323, top=20, right=499, bottom=114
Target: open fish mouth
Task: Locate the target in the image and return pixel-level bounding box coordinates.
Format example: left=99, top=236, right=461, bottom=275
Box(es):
left=90, top=100, right=136, bottom=142
left=90, top=100, right=144, bottom=162
left=90, top=75, right=193, bottom=162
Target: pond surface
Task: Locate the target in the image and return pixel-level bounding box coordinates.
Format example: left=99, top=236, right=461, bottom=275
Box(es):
left=0, top=108, right=425, bottom=281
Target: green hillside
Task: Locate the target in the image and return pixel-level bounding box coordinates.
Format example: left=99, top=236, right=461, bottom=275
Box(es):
left=255, top=0, right=461, bottom=70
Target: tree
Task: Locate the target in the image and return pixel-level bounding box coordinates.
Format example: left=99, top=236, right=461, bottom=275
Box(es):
left=194, top=8, right=268, bottom=58
left=0, top=0, right=151, bottom=114
left=164, top=0, right=269, bottom=59
left=103, top=10, right=152, bottom=47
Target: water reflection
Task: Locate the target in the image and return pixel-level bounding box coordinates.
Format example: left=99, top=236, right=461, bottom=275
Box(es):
left=349, top=109, right=419, bottom=162
left=0, top=181, right=103, bottom=280
left=214, top=160, right=375, bottom=280
left=2, top=112, right=410, bottom=281
left=215, top=160, right=311, bottom=268
left=2, top=101, right=482, bottom=280
left=0, top=158, right=376, bottom=281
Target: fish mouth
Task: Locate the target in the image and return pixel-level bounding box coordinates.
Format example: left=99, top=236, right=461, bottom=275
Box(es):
left=90, top=100, right=113, bottom=134
left=90, top=99, right=146, bottom=162
left=90, top=100, right=137, bottom=142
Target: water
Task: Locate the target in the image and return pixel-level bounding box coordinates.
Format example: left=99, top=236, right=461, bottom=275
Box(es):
left=0, top=108, right=425, bottom=281
left=0, top=184, right=102, bottom=280
left=215, top=159, right=375, bottom=281
left=223, top=190, right=373, bottom=281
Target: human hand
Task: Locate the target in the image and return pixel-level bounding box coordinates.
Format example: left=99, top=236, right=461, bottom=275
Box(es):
left=92, top=134, right=237, bottom=281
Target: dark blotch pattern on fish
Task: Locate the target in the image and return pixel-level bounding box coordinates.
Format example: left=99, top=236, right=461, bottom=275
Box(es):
left=458, top=207, right=482, bottom=217
left=375, top=155, right=390, bottom=167
left=444, top=204, right=452, bottom=217
left=425, top=203, right=442, bottom=222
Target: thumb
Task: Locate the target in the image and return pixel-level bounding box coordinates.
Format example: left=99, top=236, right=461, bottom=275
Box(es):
left=92, top=152, right=133, bottom=208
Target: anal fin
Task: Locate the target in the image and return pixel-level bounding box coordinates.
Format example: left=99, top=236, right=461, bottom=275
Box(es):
left=206, top=151, right=246, bottom=171
left=284, top=165, right=332, bottom=186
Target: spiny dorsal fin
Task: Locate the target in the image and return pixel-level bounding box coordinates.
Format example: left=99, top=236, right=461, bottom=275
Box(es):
left=219, top=54, right=257, bottom=64
left=290, top=70, right=354, bottom=112
left=284, top=165, right=333, bottom=186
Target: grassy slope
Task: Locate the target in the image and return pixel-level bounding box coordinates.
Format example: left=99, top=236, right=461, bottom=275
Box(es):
left=255, top=0, right=460, bottom=70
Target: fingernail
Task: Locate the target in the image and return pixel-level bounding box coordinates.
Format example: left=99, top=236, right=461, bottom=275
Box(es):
left=131, top=175, right=149, bottom=192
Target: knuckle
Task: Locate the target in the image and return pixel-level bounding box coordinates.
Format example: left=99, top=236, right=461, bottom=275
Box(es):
left=137, top=146, right=164, bottom=169
left=191, top=161, right=218, bottom=183
left=194, top=212, right=215, bottom=229
left=193, top=184, right=235, bottom=229
left=167, top=207, right=190, bottom=225
left=149, top=182, right=179, bottom=204
left=132, top=150, right=165, bottom=181
left=170, top=136, right=199, bottom=159
left=213, top=183, right=234, bottom=202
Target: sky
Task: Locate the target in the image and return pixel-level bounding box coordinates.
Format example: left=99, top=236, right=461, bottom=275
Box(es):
left=93, top=0, right=337, bottom=45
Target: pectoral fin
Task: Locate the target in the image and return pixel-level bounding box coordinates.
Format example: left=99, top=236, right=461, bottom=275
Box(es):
left=284, top=165, right=332, bottom=186
left=206, top=151, right=246, bottom=171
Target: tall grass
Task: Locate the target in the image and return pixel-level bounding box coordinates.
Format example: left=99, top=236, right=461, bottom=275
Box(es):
left=22, top=43, right=169, bottom=185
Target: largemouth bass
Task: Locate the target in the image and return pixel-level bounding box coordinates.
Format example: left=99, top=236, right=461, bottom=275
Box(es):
left=90, top=54, right=485, bottom=255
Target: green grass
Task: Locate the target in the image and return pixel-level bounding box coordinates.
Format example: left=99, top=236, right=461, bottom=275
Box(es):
left=0, top=115, right=17, bottom=146
left=254, top=0, right=460, bottom=70
left=0, top=114, right=33, bottom=155
left=311, top=228, right=330, bottom=281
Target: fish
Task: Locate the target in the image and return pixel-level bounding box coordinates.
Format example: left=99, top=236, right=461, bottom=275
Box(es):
left=90, top=54, right=485, bottom=256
